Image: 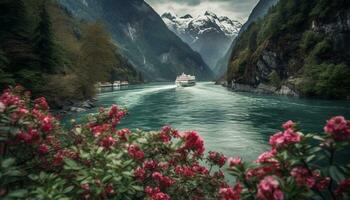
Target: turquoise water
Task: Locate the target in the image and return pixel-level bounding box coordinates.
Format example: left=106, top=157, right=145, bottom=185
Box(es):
left=66, top=82, right=350, bottom=161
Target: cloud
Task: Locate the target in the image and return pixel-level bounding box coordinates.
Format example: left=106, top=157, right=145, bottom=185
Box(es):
left=145, top=0, right=259, bottom=23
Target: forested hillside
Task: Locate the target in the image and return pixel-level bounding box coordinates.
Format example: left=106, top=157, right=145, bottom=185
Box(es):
left=0, top=0, right=141, bottom=107
left=58, top=0, right=214, bottom=81
left=226, top=0, right=350, bottom=99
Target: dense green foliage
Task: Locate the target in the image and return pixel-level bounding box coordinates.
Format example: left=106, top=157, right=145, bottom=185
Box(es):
left=227, top=0, right=350, bottom=99
left=1, top=87, right=350, bottom=200
left=0, top=0, right=142, bottom=107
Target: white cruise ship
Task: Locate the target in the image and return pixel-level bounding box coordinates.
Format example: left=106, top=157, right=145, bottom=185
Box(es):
left=175, top=73, right=196, bottom=87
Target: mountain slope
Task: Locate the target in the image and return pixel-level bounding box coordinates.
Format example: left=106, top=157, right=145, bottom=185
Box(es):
left=162, top=11, right=242, bottom=72
left=214, top=0, right=279, bottom=77
left=58, top=0, right=213, bottom=81
left=226, top=0, right=350, bottom=99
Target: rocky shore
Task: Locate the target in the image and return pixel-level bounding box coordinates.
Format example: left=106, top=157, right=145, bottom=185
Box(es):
left=53, top=98, right=98, bottom=116
left=218, top=81, right=300, bottom=97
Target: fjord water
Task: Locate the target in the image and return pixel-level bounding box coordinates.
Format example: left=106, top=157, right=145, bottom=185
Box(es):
left=68, top=82, right=350, bottom=160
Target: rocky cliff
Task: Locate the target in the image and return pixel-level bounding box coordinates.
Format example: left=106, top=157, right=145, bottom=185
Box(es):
left=214, top=0, right=279, bottom=77
left=226, top=0, right=350, bottom=99
left=58, top=0, right=213, bottom=81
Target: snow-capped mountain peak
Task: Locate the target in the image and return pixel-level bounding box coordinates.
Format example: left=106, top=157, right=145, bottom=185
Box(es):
left=162, top=11, right=242, bottom=39
left=180, top=14, right=193, bottom=19
left=204, top=11, right=218, bottom=18
left=161, top=11, right=242, bottom=71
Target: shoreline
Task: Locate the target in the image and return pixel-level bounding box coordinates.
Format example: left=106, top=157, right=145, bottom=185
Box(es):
left=218, top=81, right=300, bottom=98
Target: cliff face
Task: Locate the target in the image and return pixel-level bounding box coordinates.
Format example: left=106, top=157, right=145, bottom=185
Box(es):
left=226, top=0, right=350, bottom=99
left=58, top=0, right=213, bottom=81
left=214, top=0, right=279, bottom=77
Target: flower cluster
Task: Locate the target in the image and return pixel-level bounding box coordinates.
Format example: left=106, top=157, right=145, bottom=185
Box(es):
left=208, top=151, right=227, bottom=167
left=324, top=116, right=350, bottom=141
left=257, top=176, right=284, bottom=200
left=219, top=183, right=242, bottom=200
left=145, top=187, right=170, bottom=200
left=290, top=166, right=330, bottom=191
left=1, top=88, right=350, bottom=200
left=128, top=144, right=145, bottom=160
left=179, top=131, right=205, bottom=156
left=269, top=128, right=302, bottom=149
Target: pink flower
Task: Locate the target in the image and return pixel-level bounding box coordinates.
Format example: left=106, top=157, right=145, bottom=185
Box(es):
left=219, top=187, right=234, bottom=200
left=133, top=167, right=146, bottom=181
left=314, top=177, right=330, bottom=191
left=100, top=136, right=116, bottom=149
left=256, top=150, right=277, bottom=163
left=291, top=166, right=330, bottom=191
left=151, top=192, right=170, bottom=200
left=116, top=128, right=131, bottom=141
left=90, top=124, right=110, bottom=137
left=104, top=184, right=115, bottom=195
left=191, top=163, right=209, bottom=174
left=128, top=144, right=144, bottom=160
left=145, top=187, right=170, bottom=200
left=0, top=102, right=5, bottom=112
left=228, top=157, right=243, bottom=167
left=143, top=160, right=158, bottom=170
left=175, top=166, right=194, bottom=177
left=324, top=116, right=350, bottom=141
left=208, top=151, right=227, bottom=167
left=109, top=105, right=119, bottom=118
left=269, top=129, right=302, bottom=149
left=81, top=183, right=90, bottom=192
left=17, top=132, right=32, bottom=143
left=34, top=97, right=49, bottom=111
left=41, top=116, right=54, bottom=133
left=219, top=183, right=242, bottom=200
left=257, top=176, right=284, bottom=200
left=151, top=172, right=175, bottom=187
left=282, top=120, right=295, bottom=130
left=108, top=105, right=126, bottom=126
left=181, top=131, right=205, bottom=156
left=335, top=178, right=350, bottom=196
left=152, top=172, right=163, bottom=181
left=0, top=91, right=22, bottom=107
left=38, top=144, right=49, bottom=155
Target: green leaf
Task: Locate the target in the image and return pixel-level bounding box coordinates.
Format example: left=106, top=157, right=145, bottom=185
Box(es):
left=312, top=135, right=325, bottom=141
left=7, top=189, right=27, bottom=197
left=64, top=159, right=80, bottom=170
left=306, top=155, right=316, bottom=162
left=122, top=160, right=133, bottom=167
left=131, top=185, right=143, bottom=191
left=1, top=158, right=15, bottom=168
left=122, top=171, right=132, bottom=177
left=63, top=186, right=74, bottom=194
left=102, top=175, right=112, bottom=183
left=96, top=147, right=104, bottom=154
left=329, top=165, right=345, bottom=183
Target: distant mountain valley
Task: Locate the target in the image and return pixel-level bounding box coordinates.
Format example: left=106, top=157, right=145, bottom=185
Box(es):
left=162, top=11, right=242, bottom=75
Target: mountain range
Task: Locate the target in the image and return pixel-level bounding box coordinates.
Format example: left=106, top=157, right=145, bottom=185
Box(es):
left=162, top=11, right=242, bottom=74
left=58, top=0, right=213, bottom=81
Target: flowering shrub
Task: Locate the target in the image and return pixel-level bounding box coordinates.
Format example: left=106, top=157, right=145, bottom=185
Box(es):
left=0, top=86, right=349, bottom=200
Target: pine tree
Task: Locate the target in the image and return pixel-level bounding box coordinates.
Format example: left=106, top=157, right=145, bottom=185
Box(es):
left=78, top=22, right=117, bottom=98
left=34, top=1, right=57, bottom=73
left=0, top=0, right=35, bottom=72
left=0, top=49, right=14, bottom=88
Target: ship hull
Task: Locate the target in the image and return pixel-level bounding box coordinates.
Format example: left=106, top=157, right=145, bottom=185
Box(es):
left=176, top=81, right=196, bottom=87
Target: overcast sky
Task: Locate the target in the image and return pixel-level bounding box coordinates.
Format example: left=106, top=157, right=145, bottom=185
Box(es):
left=145, top=0, right=260, bottom=23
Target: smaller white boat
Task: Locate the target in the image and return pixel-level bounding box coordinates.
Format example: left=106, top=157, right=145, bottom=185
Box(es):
left=175, top=73, right=196, bottom=87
